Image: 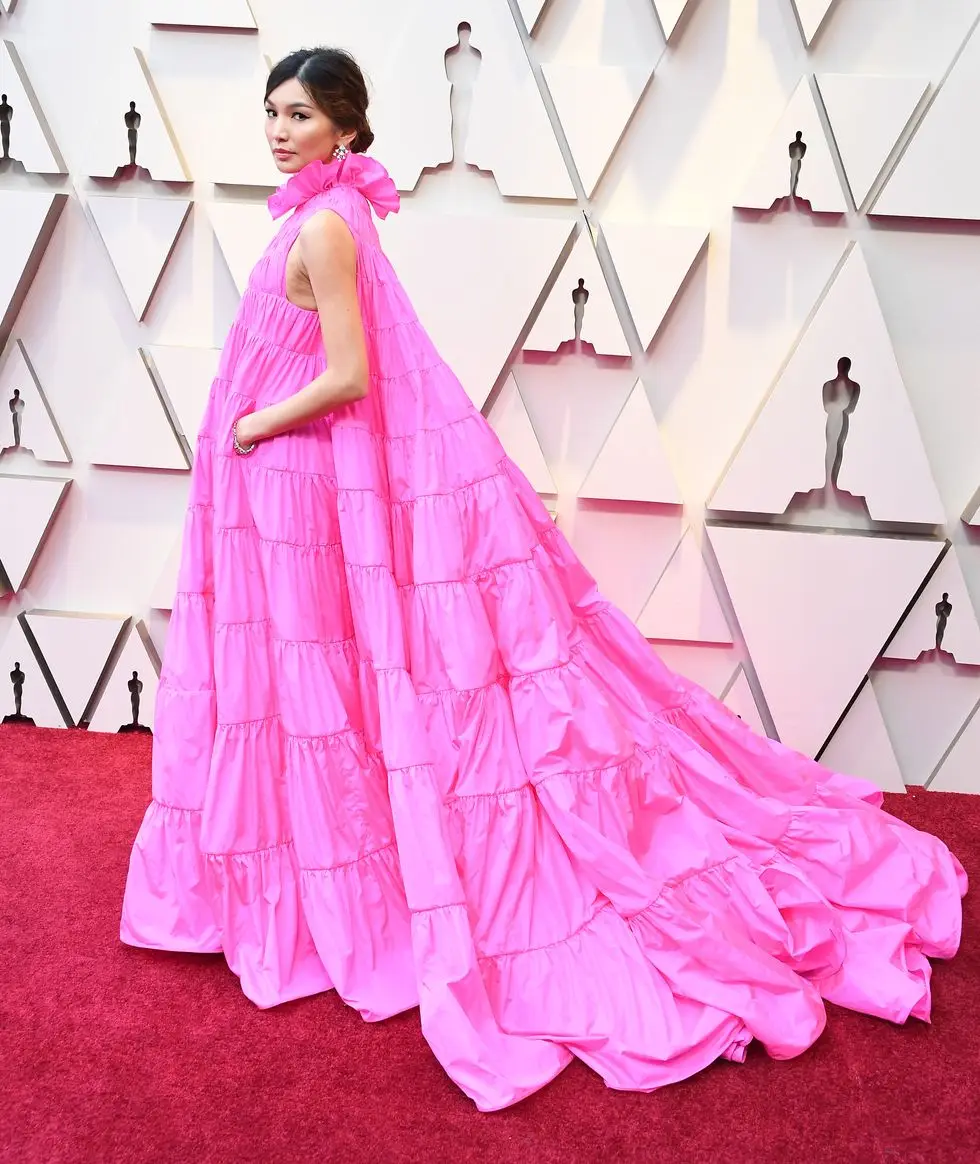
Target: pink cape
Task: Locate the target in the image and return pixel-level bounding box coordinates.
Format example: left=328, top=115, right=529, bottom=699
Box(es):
left=121, top=151, right=967, bottom=1112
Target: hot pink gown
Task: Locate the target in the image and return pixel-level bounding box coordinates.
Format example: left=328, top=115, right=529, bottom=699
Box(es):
left=120, top=152, right=967, bottom=1112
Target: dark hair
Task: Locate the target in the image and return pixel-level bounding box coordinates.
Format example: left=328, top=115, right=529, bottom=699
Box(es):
left=265, top=47, right=374, bottom=154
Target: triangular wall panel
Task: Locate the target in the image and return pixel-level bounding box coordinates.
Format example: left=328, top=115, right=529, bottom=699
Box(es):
left=381, top=208, right=575, bottom=409
left=0, top=40, right=65, bottom=173
left=514, top=0, right=550, bottom=33
left=734, top=77, right=847, bottom=212
left=525, top=222, right=630, bottom=356
left=150, top=532, right=182, bottom=611
left=636, top=526, right=731, bottom=643
left=486, top=373, right=556, bottom=494
left=601, top=221, right=708, bottom=350
left=543, top=63, right=652, bottom=195
left=208, top=201, right=280, bottom=297
left=721, top=666, right=767, bottom=736
left=0, top=617, right=64, bottom=728
left=375, top=3, right=575, bottom=199
left=709, top=525, right=943, bottom=756
left=654, top=0, right=697, bottom=40
left=88, top=349, right=188, bottom=471
left=142, top=345, right=220, bottom=462
left=883, top=545, right=980, bottom=665
left=872, top=665, right=980, bottom=788
left=710, top=243, right=944, bottom=526
left=656, top=643, right=739, bottom=698
left=23, top=611, right=129, bottom=725
left=791, top=0, right=837, bottom=46
left=0, top=339, right=70, bottom=463
left=931, top=700, right=980, bottom=794
left=570, top=509, right=684, bottom=623
left=0, top=474, right=70, bottom=594
left=816, top=73, right=929, bottom=210
left=88, top=196, right=190, bottom=321
left=85, top=48, right=188, bottom=181
left=0, top=191, right=67, bottom=346
left=149, top=1, right=257, bottom=29
left=819, top=679, right=906, bottom=793
left=579, top=379, right=681, bottom=504
left=88, top=622, right=160, bottom=733
left=873, top=23, right=980, bottom=220
left=512, top=361, right=637, bottom=496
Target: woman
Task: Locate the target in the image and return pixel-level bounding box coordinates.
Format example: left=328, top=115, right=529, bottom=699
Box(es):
left=121, top=47, right=966, bottom=1112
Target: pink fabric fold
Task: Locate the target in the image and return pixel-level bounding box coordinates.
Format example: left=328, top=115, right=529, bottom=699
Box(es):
left=267, top=152, right=400, bottom=221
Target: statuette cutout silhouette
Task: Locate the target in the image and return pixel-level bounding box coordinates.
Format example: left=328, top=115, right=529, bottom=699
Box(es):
left=935, top=592, right=953, bottom=652
left=118, top=668, right=152, bottom=734
left=572, top=278, right=590, bottom=343
left=125, top=101, right=141, bottom=168
left=445, top=23, right=482, bottom=164
left=3, top=660, right=34, bottom=725
left=0, top=93, right=11, bottom=161
left=789, top=130, right=807, bottom=199
left=823, top=356, right=861, bottom=491
left=7, top=388, right=24, bottom=448
left=785, top=357, right=870, bottom=519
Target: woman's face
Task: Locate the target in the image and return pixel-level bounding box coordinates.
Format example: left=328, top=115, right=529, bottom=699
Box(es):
left=264, top=77, right=354, bottom=173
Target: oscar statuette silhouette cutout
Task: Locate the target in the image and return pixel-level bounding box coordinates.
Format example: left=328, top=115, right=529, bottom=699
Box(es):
left=118, top=669, right=152, bottom=734
left=788, top=131, right=807, bottom=200
left=0, top=93, right=12, bottom=162
left=3, top=661, right=35, bottom=725
left=785, top=358, right=871, bottom=519
left=935, top=592, right=953, bottom=653
left=445, top=22, right=482, bottom=166
left=823, top=357, right=861, bottom=493
left=6, top=388, right=25, bottom=450
left=572, top=278, right=590, bottom=345
left=125, top=101, right=141, bottom=169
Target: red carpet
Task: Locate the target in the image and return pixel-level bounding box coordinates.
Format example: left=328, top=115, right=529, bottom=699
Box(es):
left=1, top=724, right=978, bottom=1164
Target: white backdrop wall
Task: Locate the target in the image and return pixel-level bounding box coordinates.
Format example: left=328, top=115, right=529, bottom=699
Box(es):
left=2, top=0, right=980, bottom=794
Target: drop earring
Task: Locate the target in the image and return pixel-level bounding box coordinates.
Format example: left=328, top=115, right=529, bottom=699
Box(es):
left=333, top=142, right=350, bottom=161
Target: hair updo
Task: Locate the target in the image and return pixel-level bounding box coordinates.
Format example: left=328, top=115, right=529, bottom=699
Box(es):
left=265, top=47, right=374, bottom=153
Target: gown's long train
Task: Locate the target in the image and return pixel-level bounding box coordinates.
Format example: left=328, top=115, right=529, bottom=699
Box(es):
left=120, top=153, right=966, bottom=1111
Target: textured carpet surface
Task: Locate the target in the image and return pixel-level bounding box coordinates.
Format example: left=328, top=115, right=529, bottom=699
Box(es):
left=1, top=724, right=978, bottom=1164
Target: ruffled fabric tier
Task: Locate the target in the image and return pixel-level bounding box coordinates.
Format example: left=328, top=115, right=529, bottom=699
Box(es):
left=121, top=180, right=967, bottom=1113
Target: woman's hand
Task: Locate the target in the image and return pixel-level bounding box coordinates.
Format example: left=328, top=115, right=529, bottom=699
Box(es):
left=232, top=410, right=264, bottom=451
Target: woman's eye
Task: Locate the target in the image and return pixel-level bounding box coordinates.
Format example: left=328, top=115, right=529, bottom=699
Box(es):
left=265, top=108, right=274, bottom=118
left=292, top=112, right=308, bottom=121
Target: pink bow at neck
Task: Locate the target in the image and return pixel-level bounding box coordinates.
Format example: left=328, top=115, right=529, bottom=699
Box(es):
left=267, top=153, right=401, bottom=221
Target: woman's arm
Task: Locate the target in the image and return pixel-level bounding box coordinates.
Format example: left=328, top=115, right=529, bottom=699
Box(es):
left=234, top=209, right=368, bottom=447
